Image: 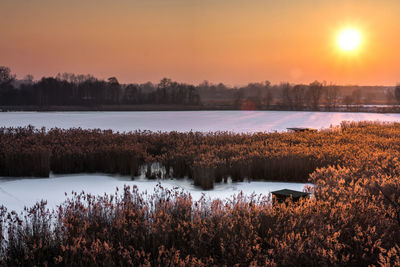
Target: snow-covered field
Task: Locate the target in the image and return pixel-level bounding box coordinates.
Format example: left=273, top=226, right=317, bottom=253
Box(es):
left=1, top=111, right=400, bottom=132
left=0, top=174, right=311, bottom=213
left=0, top=110, right=396, bottom=213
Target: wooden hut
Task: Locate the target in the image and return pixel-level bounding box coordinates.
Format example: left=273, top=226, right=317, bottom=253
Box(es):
left=287, top=127, right=317, bottom=133
left=271, top=189, right=309, bottom=203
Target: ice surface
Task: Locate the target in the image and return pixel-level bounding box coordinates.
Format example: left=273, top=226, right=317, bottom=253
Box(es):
left=0, top=110, right=394, bottom=212
left=0, top=174, right=311, bottom=213
left=1, top=111, right=400, bottom=133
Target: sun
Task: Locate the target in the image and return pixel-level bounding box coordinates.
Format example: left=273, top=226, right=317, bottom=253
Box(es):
left=338, top=28, right=361, bottom=51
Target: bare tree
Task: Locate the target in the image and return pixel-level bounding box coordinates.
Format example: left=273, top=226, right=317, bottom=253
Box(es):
left=107, top=77, right=121, bottom=104
left=292, top=84, right=306, bottom=110
left=262, top=80, right=273, bottom=108
left=395, top=84, right=400, bottom=104
left=384, top=88, right=396, bottom=105
left=307, top=81, right=323, bottom=110
left=0, top=66, right=15, bottom=86
left=325, top=85, right=340, bottom=111
left=351, top=89, right=362, bottom=105
left=343, top=95, right=353, bottom=108
left=281, top=83, right=293, bottom=109
left=234, top=89, right=244, bottom=108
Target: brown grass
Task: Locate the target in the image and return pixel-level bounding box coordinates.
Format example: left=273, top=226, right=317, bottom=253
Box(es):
left=0, top=156, right=400, bottom=265
left=2, top=122, right=400, bottom=189
left=0, top=122, right=399, bottom=265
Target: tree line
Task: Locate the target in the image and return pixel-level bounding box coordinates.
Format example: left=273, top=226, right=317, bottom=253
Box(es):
left=0, top=66, right=201, bottom=106
left=1, top=65, right=399, bottom=109
left=230, top=81, right=398, bottom=111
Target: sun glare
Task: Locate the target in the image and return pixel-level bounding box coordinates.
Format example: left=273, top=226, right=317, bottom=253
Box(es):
left=338, top=28, right=361, bottom=51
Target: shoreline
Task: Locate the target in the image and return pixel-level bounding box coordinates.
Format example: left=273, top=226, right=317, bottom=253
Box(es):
left=1, top=104, right=400, bottom=113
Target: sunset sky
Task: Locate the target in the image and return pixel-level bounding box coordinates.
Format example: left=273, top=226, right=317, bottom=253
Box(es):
left=1, top=0, right=400, bottom=85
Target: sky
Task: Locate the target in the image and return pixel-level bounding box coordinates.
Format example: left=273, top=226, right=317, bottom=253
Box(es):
left=1, top=0, right=400, bottom=86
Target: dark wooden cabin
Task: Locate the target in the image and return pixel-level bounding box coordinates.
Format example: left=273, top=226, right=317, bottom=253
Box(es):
left=271, top=189, right=310, bottom=203
left=287, top=127, right=317, bottom=133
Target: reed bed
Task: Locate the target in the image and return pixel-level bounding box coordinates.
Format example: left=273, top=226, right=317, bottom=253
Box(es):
left=0, top=122, right=399, bottom=265
left=2, top=122, right=400, bottom=189
left=0, top=154, right=399, bottom=265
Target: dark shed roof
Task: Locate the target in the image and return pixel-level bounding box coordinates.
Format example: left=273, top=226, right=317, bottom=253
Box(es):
left=287, top=128, right=317, bottom=133
left=271, top=189, right=309, bottom=198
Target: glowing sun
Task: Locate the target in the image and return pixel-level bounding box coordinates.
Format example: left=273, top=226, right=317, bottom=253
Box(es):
left=338, top=28, right=361, bottom=51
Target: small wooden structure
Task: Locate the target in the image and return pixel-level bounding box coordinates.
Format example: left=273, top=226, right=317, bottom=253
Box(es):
left=287, top=127, right=317, bottom=133
left=271, top=189, right=309, bottom=203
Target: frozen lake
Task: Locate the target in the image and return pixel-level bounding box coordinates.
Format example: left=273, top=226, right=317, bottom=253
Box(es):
left=0, top=110, right=394, bottom=213
left=0, top=174, right=311, bottom=213
left=1, top=111, right=400, bottom=132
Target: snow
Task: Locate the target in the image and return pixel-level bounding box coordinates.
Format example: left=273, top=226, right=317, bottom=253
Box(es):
left=1, top=111, right=400, bottom=133
left=0, top=174, right=311, bottom=213
left=0, top=110, right=395, bottom=213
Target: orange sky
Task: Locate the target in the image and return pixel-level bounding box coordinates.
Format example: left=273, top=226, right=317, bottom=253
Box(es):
left=1, top=0, right=400, bottom=85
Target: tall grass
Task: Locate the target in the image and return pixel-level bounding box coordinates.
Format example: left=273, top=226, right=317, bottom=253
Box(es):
left=0, top=153, right=400, bottom=265
left=0, top=122, right=399, bottom=265
left=1, top=122, right=400, bottom=189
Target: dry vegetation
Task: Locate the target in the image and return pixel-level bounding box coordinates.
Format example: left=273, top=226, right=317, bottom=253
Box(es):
left=1, top=121, right=397, bottom=189
left=0, top=159, right=399, bottom=266
left=0, top=122, right=400, bottom=265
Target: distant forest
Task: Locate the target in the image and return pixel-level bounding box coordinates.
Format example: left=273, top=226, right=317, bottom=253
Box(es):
left=1, top=66, right=399, bottom=111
